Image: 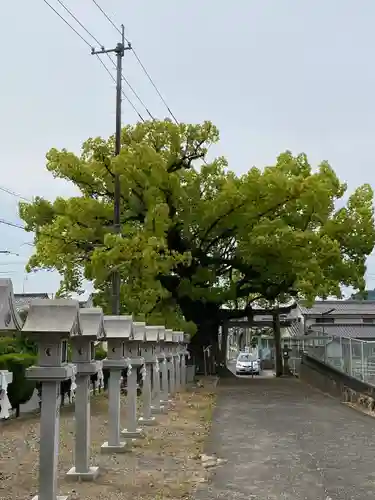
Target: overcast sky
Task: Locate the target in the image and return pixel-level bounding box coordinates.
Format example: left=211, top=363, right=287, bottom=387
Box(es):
left=1, top=0, right=375, bottom=296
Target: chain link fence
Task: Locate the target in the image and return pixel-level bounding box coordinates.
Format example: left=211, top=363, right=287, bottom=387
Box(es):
left=294, top=335, right=375, bottom=385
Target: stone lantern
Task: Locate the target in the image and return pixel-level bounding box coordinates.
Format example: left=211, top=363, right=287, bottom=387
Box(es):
left=151, top=326, right=168, bottom=414
left=121, top=322, right=145, bottom=439
left=165, top=329, right=175, bottom=397
left=183, top=333, right=191, bottom=385
left=173, top=331, right=184, bottom=392
left=23, top=298, right=80, bottom=500
left=138, top=325, right=159, bottom=425
left=66, top=308, right=105, bottom=481
left=0, top=278, right=23, bottom=331
left=159, top=327, right=171, bottom=407
left=101, top=315, right=133, bottom=454
left=178, top=332, right=187, bottom=390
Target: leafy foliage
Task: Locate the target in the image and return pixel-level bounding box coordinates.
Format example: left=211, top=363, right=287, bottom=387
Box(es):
left=19, top=120, right=375, bottom=335
left=94, top=345, right=107, bottom=360
left=0, top=353, right=36, bottom=413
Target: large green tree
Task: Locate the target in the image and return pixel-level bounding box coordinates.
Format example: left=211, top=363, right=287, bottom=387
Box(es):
left=19, top=120, right=375, bottom=369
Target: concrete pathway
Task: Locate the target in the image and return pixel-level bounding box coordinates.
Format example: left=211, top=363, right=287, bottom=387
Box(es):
left=196, top=377, right=375, bottom=499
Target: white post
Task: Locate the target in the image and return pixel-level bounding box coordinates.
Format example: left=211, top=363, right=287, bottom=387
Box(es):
left=349, top=337, right=353, bottom=377
left=339, top=336, right=343, bottom=370
left=361, top=341, right=365, bottom=381
left=0, top=370, right=13, bottom=419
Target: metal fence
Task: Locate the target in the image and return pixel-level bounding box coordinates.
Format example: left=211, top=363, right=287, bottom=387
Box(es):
left=288, top=335, right=375, bottom=386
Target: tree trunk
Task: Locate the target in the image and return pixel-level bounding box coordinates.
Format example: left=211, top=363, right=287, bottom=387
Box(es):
left=273, top=312, right=283, bottom=377
left=189, top=320, right=218, bottom=374
left=219, top=323, right=229, bottom=363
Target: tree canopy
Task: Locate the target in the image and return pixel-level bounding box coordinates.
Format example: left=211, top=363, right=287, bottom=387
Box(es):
left=19, top=120, right=375, bottom=342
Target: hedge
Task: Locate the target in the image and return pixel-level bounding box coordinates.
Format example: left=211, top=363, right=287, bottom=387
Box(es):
left=0, top=337, right=21, bottom=355
left=95, top=345, right=107, bottom=361
left=0, top=353, right=37, bottom=417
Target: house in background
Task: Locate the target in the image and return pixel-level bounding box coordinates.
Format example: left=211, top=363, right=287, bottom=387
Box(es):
left=14, top=293, right=50, bottom=319
left=298, top=300, right=375, bottom=381
left=14, top=292, right=94, bottom=317
left=299, top=300, right=375, bottom=340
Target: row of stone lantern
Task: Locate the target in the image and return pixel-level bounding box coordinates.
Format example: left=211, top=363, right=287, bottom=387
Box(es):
left=15, top=298, right=190, bottom=500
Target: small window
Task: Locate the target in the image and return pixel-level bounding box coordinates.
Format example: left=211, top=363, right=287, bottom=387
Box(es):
left=363, top=318, right=375, bottom=324
left=315, top=317, right=334, bottom=324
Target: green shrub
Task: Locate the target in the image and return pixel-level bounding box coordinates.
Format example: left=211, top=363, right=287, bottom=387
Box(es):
left=0, top=335, right=37, bottom=355
left=0, top=337, right=20, bottom=355
left=95, top=345, right=107, bottom=360
left=0, top=353, right=36, bottom=417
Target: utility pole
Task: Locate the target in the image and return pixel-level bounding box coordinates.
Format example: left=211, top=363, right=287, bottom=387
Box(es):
left=91, top=26, right=131, bottom=315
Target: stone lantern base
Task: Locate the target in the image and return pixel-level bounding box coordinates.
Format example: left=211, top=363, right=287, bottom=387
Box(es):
left=32, top=496, right=68, bottom=500
left=160, top=398, right=173, bottom=409
left=138, top=415, right=156, bottom=426
left=100, top=441, right=132, bottom=454
left=151, top=404, right=168, bottom=415
left=121, top=428, right=145, bottom=439
left=66, top=465, right=100, bottom=481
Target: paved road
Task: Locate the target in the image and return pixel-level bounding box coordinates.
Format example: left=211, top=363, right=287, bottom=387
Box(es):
left=196, top=376, right=375, bottom=499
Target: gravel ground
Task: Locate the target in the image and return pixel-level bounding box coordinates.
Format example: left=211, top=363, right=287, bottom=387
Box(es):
left=0, top=380, right=216, bottom=500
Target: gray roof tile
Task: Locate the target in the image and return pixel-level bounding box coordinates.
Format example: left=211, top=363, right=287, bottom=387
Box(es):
left=299, top=300, right=375, bottom=315
left=308, top=324, right=375, bottom=339
left=14, top=293, right=49, bottom=311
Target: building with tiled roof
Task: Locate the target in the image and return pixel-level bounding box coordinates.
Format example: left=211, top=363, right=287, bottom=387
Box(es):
left=14, top=293, right=50, bottom=313
left=299, top=300, right=375, bottom=339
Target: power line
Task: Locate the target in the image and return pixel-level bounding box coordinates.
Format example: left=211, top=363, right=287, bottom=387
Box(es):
left=95, top=56, right=145, bottom=122
left=54, top=0, right=151, bottom=117
left=42, top=0, right=93, bottom=49
left=90, top=0, right=179, bottom=124
left=131, top=49, right=179, bottom=124
left=55, top=0, right=102, bottom=47
left=0, top=185, right=31, bottom=203
left=106, top=54, right=154, bottom=119
left=0, top=218, right=103, bottom=250
left=42, top=0, right=148, bottom=121
left=0, top=219, right=24, bottom=230
left=90, top=0, right=122, bottom=35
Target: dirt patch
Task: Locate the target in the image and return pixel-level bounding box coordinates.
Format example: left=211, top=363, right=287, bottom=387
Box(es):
left=0, top=379, right=216, bottom=500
